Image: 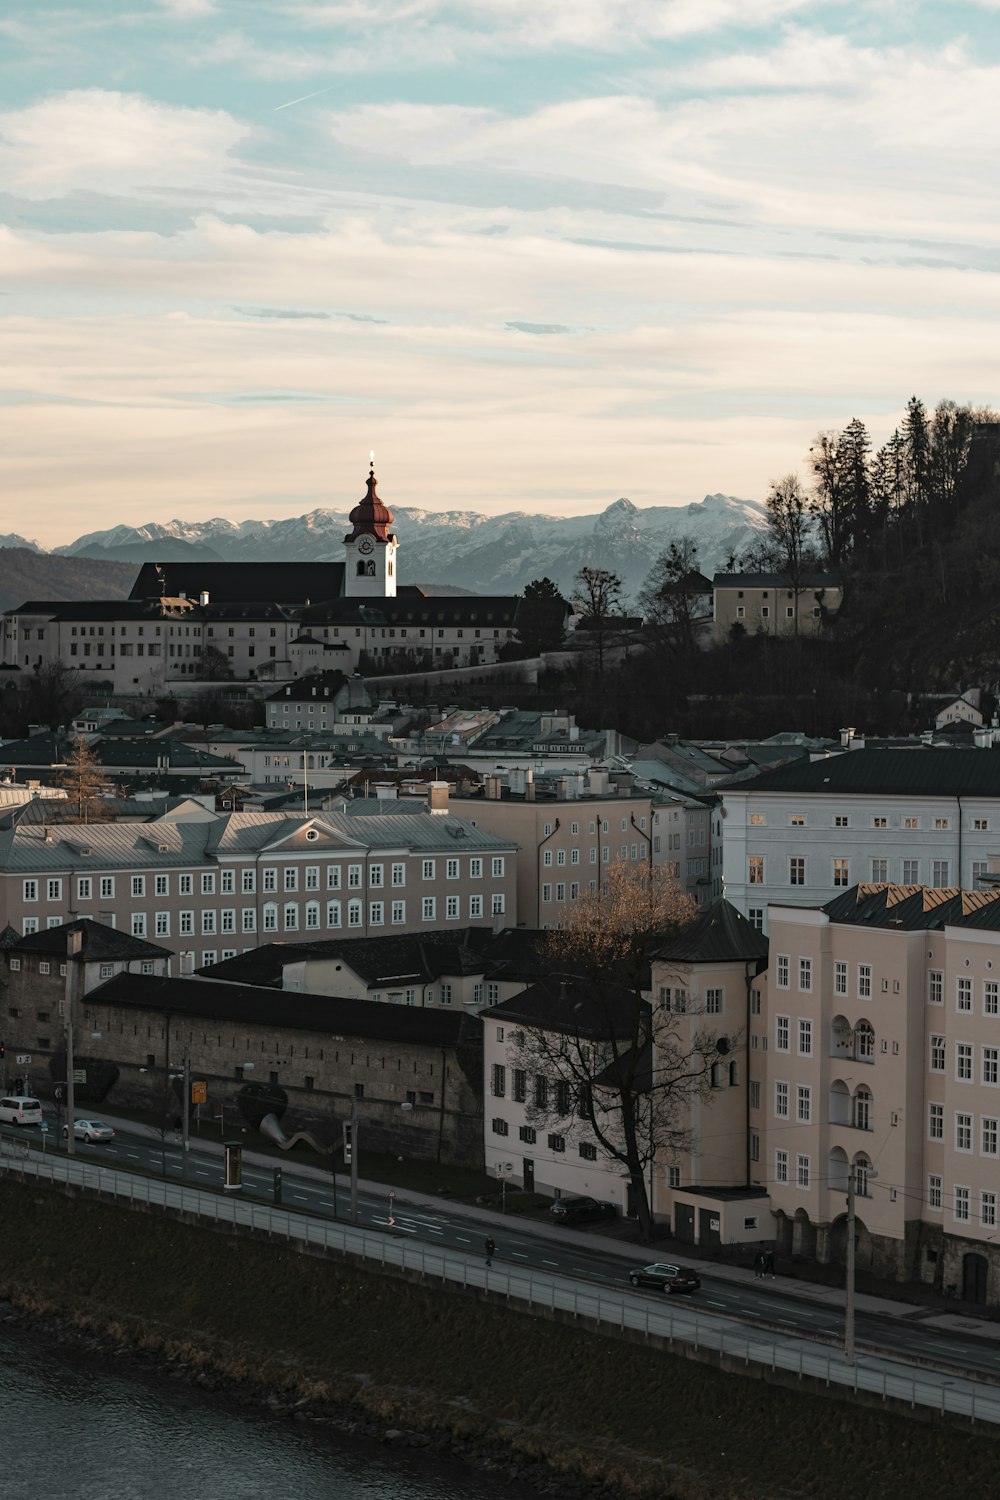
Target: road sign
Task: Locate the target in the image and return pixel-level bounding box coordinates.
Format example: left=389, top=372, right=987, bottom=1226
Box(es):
left=40, top=1123, right=48, bottom=1133
left=387, top=1189, right=396, bottom=1227
left=15, top=1054, right=30, bottom=1065
left=72, top=1069, right=86, bottom=1083
left=191, top=1080, right=207, bottom=1105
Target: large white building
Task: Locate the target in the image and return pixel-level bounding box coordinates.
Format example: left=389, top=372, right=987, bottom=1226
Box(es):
left=721, top=749, right=1000, bottom=931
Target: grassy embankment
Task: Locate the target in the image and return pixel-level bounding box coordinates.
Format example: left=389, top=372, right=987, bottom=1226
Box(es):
left=2, top=1177, right=999, bottom=1500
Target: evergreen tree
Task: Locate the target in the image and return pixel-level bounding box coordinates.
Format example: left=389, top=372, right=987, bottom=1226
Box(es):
left=57, top=736, right=112, bottom=822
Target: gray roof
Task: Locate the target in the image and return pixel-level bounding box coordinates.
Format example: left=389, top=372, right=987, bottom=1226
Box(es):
left=712, top=572, right=841, bottom=588
left=655, top=900, right=768, bottom=965
left=732, top=748, right=1000, bottom=798
left=822, top=883, right=1000, bottom=933
left=0, top=805, right=516, bottom=874
left=9, top=918, right=172, bottom=963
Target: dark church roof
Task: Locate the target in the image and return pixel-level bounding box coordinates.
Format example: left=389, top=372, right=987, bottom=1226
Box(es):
left=130, top=561, right=345, bottom=605
left=10, top=918, right=173, bottom=963
left=346, top=463, right=396, bottom=542
left=655, top=900, right=769, bottom=965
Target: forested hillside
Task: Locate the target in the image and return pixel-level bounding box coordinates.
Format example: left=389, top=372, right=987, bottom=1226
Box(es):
left=0, top=549, right=135, bottom=614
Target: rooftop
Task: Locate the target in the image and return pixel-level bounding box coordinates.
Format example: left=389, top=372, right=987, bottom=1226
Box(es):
left=655, top=900, right=769, bottom=965
left=732, top=747, right=1000, bottom=798
left=818, top=882, right=1000, bottom=932
left=8, top=918, right=173, bottom=963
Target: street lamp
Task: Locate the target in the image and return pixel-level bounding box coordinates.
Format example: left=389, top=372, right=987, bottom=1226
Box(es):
left=845, top=1164, right=877, bottom=1366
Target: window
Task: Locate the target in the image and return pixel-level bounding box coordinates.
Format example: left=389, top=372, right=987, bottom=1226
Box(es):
left=749, top=1081, right=761, bottom=1110
left=491, top=1063, right=506, bottom=1097
left=422, top=897, right=436, bottom=921
left=391, top=900, right=405, bottom=925
left=902, top=859, right=920, bottom=884
left=100, top=876, right=115, bottom=899
left=934, top=817, right=950, bottom=831
left=492, top=856, right=505, bottom=878
left=468, top=894, right=483, bottom=919
left=956, top=1112, right=973, bottom=1151
left=155, top=912, right=170, bottom=937
left=748, top=907, right=764, bottom=931
left=242, top=908, right=256, bottom=933
left=369, top=863, right=383, bottom=889
left=986, top=981, right=999, bottom=1017
left=957, top=1042, right=973, bottom=1081
left=263, top=903, right=278, bottom=931
left=348, top=899, right=362, bottom=928
left=221, top=870, right=235, bottom=895
left=853, top=1088, right=871, bottom=1130
left=796, top=1085, right=811, bottom=1123
left=748, top=855, right=764, bottom=884
left=930, top=1034, right=945, bottom=1072
left=131, top=876, right=145, bottom=898
left=513, top=1069, right=526, bottom=1103
left=519, top=1125, right=536, bottom=1144
left=776, top=955, right=790, bottom=989
left=534, top=1076, right=548, bottom=1110
left=928, top=1102, right=944, bottom=1140
left=872, top=816, right=888, bottom=829
left=242, top=869, right=256, bottom=893
left=579, top=1142, right=598, bottom=1161
left=834, top=960, right=848, bottom=996
left=77, top=877, right=93, bottom=901
left=667, top=1166, right=681, bottom=1188
left=928, top=970, right=943, bottom=1005
left=422, top=859, right=436, bottom=880
left=798, top=957, right=812, bottom=991
left=834, top=815, right=849, bottom=828
left=796, top=1155, right=811, bottom=1189
left=982, top=1192, right=997, bottom=1229
left=957, top=977, right=973, bottom=1013
left=542, top=883, right=552, bottom=904
left=955, top=1186, right=971, bottom=1222
left=199, top=872, right=214, bottom=896
left=305, top=866, right=320, bottom=891
left=46, top=877, right=62, bottom=902
left=391, top=862, right=405, bottom=887
left=327, top=866, right=341, bottom=891
left=491, top=1118, right=509, bottom=1137
left=469, top=858, right=482, bottom=879
left=750, top=812, right=765, bottom=826
left=202, top=909, right=217, bottom=935
left=775, top=1016, right=790, bottom=1051
left=983, top=1117, right=999, bottom=1156
left=547, top=1134, right=565, bottom=1153
left=871, top=858, right=888, bottom=883
left=283, top=867, right=298, bottom=893
left=180, top=873, right=193, bottom=895
left=491, top=894, right=505, bottom=916
left=348, top=865, right=362, bottom=889
left=833, top=857, right=850, bottom=887
left=263, top=868, right=277, bottom=893
left=705, top=987, right=723, bottom=1014
left=984, top=1047, right=999, bottom=1086
left=445, top=895, right=459, bottom=920
left=928, top=1175, right=942, bottom=1211
left=775, top=1081, right=789, bottom=1118
left=789, top=857, right=805, bottom=886
left=798, top=1019, right=812, bottom=1056
left=369, top=901, right=384, bottom=926
left=155, top=874, right=169, bottom=897
left=858, top=964, right=872, bottom=1000
left=931, top=859, right=950, bottom=888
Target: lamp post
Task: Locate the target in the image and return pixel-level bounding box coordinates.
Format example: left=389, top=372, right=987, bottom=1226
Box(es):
left=845, top=1164, right=877, bottom=1366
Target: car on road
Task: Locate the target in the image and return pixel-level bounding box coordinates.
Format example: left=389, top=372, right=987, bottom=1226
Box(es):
left=0, top=1096, right=44, bottom=1127
left=62, top=1119, right=116, bottom=1143
left=627, top=1263, right=701, bottom=1294
left=548, top=1196, right=617, bottom=1225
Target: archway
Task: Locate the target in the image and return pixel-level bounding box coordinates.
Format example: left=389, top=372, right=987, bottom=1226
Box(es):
left=828, top=1213, right=874, bottom=1269
left=828, top=1147, right=849, bottom=1195
left=829, top=1079, right=850, bottom=1125
left=792, top=1207, right=816, bottom=1260
left=963, top=1252, right=988, bottom=1305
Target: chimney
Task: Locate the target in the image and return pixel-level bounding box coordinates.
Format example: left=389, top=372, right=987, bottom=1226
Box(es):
left=199, top=590, right=210, bottom=606
left=427, top=781, right=450, bottom=814
left=839, top=726, right=855, bottom=748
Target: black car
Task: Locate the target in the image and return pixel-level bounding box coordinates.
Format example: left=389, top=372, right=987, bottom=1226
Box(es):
left=548, top=1196, right=617, bottom=1225
left=627, top=1263, right=701, bottom=1294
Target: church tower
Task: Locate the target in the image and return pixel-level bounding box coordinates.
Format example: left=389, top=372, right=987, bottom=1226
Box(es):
left=343, top=457, right=398, bottom=598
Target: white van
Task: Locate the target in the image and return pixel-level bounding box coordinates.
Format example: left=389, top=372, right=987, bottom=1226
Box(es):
left=0, top=1097, right=44, bottom=1126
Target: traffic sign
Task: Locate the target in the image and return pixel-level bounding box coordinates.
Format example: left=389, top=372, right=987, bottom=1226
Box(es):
left=191, top=1080, right=207, bottom=1105
left=15, top=1054, right=30, bottom=1065
left=40, top=1124, right=49, bottom=1133
left=72, top=1069, right=86, bottom=1083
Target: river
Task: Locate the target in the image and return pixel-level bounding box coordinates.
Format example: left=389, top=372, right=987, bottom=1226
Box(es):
left=1, top=1324, right=529, bottom=1500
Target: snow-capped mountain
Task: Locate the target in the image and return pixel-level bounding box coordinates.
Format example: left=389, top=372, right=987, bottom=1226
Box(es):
left=15, top=494, right=768, bottom=601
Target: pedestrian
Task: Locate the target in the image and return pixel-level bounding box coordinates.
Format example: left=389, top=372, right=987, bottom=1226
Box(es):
left=484, top=1236, right=495, bottom=1267
left=764, top=1248, right=775, bottom=1278
left=754, top=1251, right=765, bottom=1280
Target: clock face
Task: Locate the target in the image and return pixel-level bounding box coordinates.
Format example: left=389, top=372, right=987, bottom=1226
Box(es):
left=357, top=536, right=375, bottom=555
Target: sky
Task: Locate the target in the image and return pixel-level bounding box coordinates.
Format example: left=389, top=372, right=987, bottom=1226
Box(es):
left=1, top=0, right=999, bottom=546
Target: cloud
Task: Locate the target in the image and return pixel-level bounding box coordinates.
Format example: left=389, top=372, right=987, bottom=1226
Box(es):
left=152, top=0, right=218, bottom=15
left=0, top=90, right=250, bottom=199
left=506, top=321, right=574, bottom=335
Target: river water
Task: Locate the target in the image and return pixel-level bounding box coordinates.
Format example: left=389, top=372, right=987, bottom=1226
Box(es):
left=1, top=1325, right=528, bottom=1500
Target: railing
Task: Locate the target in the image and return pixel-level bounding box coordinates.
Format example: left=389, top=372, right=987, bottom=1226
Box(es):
left=5, top=1144, right=1000, bottom=1426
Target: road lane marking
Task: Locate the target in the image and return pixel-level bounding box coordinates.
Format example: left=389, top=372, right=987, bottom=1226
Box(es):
left=542, top=1259, right=558, bottom=1267
left=456, top=1235, right=471, bottom=1243
left=512, top=1251, right=528, bottom=1258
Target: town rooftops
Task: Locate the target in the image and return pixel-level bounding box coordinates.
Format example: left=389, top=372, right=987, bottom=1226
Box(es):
left=732, top=747, right=1000, bottom=798
left=819, top=882, right=1000, bottom=933
left=198, top=927, right=503, bottom=989
left=8, top=917, right=173, bottom=963
left=655, top=899, right=769, bottom=965
left=88, top=972, right=473, bottom=1047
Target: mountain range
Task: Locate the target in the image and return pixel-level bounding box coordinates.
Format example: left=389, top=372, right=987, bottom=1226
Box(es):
left=0, top=494, right=767, bottom=603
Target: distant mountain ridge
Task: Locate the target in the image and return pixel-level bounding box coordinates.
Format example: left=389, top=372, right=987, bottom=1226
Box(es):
left=2, top=494, right=768, bottom=602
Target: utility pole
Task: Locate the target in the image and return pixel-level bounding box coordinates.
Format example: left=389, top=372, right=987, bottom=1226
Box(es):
left=181, top=1054, right=190, bottom=1179
left=845, top=1165, right=877, bottom=1366
left=64, top=929, right=83, bottom=1157
left=350, top=1097, right=358, bottom=1224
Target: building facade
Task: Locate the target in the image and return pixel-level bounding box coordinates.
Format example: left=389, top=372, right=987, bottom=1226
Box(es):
left=712, top=571, right=842, bottom=645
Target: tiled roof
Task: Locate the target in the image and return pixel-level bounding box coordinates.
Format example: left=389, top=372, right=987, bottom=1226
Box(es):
left=9, top=918, right=172, bottom=962
left=821, top=883, right=1000, bottom=932
left=129, top=561, right=346, bottom=605
left=732, top=748, right=1000, bottom=798
left=655, top=900, right=769, bottom=965
left=89, top=972, right=474, bottom=1046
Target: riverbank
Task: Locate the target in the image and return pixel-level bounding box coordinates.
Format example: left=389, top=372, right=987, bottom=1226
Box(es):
left=3, top=1177, right=1000, bottom=1500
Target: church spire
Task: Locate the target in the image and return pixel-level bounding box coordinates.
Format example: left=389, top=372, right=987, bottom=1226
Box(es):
left=345, top=454, right=395, bottom=543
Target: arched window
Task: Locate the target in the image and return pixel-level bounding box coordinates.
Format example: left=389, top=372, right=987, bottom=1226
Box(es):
left=356, top=561, right=366, bottom=576
left=853, top=1155, right=873, bottom=1196
left=305, top=901, right=320, bottom=930
left=855, top=1021, right=875, bottom=1061
left=348, top=898, right=363, bottom=928
left=365, top=560, right=376, bottom=577
left=728, top=1059, right=739, bottom=1087
left=853, top=1086, right=872, bottom=1131
left=284, top=901, right=299, bottom=931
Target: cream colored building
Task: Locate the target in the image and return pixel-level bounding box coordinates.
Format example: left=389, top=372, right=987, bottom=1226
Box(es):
left=753, top=883, right=1000, bottom=1303
left=712, top=572, right=842, bottom=645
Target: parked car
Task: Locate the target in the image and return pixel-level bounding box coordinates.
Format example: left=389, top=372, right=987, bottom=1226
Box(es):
left=628, top=1263, right=701, bottom=1294
left=0, top=1096, right=44, bottom=1127
left=548, top=1196, right=617, bottom=1225
left=62, top=1119, right=116, bottom=1143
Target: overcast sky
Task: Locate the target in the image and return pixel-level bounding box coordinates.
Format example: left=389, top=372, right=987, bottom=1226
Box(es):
left=2, top=0, right=998, bottom=545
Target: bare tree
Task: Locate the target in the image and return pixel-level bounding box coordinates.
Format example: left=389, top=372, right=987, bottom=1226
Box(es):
left=511, top=864, right=727, bottom=1242
left=571, top=566, right=623, bottom=677
left=57, top=735, right=113, bottom=822
left=764, top=473, right=813, bottom=636
left=638, top=538, right=705, bottom=662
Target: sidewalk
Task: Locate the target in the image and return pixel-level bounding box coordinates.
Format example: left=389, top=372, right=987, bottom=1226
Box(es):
left=89, top=1110, right=1000, bottom=1342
